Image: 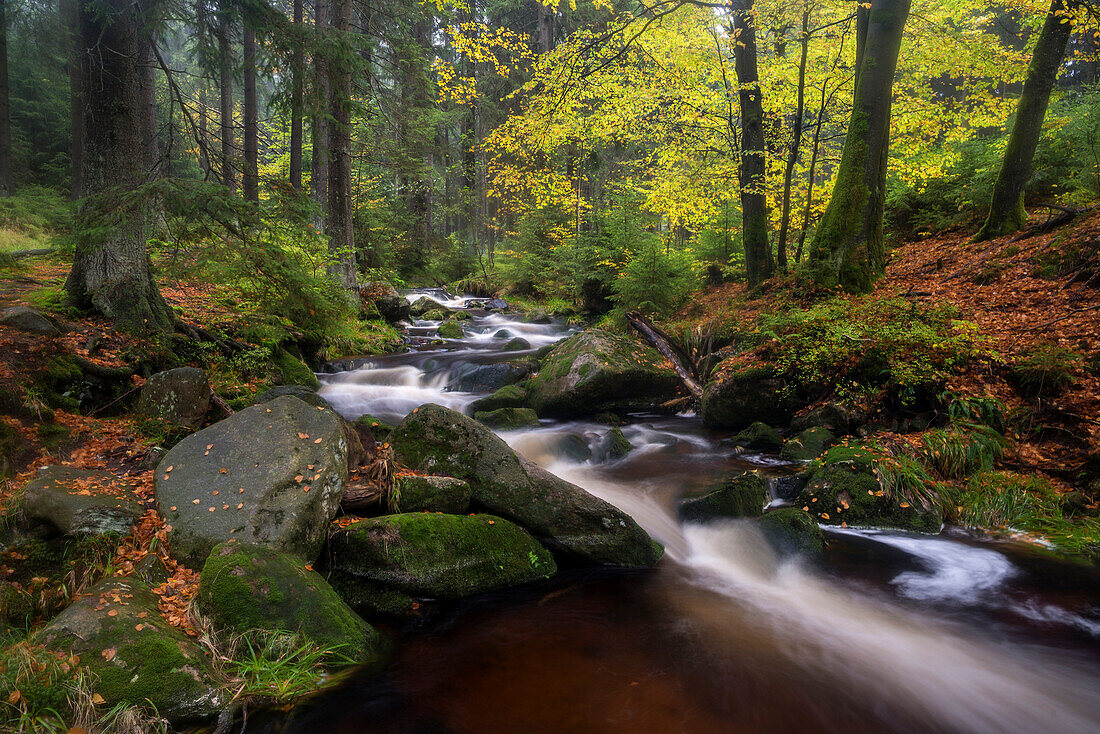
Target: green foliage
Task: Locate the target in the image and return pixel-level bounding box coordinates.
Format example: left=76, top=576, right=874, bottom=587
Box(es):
left=955, top=471, right=1100, bottom=558
left=1010, top=344, right=1083, bottom=396
left=944, top=394, right=1007, bottom=433
left=919, top=422, right=1007, bottom=479
left=0, top=188, right=73, bottom=253
left=611, top=239, right=699, bottom=319
left=134, top=418, right=195, bottom=450
left=225, top=630, right=350, bottom=704
left=751, top=296, right=982, bottom=407
left=0, top=643, right=79, bottom=730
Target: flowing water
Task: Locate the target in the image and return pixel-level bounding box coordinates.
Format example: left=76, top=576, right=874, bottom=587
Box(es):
left=266, top=289, right=1100, bottom=734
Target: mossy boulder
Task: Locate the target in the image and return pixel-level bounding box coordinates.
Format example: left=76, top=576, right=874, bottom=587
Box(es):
left=732, top=422, right=783, bottom=452
left=392, top=404, right=662, bottom=567
left=421, top=308, right=450, bottom=321
left=272, top=348, right=321, bottom=389
left=780, top=427, right=837, bottom=462
left=791, top=402, right=861, bottom=435
left=526, top=330, right=681, bottom=417
left=474, top=407, right=540, bottom=429
left=437, top=321, right=464, bottom=339
left=0, top=306, right=59, bottom=336
left=408, top=296, right=442, bottom=317
left=361, top=282, right=409, bottom=323
left=700, top=361, right=798, bottom=430
left=393, top=475, right=471, bottom=513
left=137, top=368, right=211, bottom=428
left=757, top=508, right=824, bottom=556
left=593, top=427, right=632, bottom=462
left=21, top=466, right=143, bottom=537
left=37, top=577, right=224, bottom=723
left=447, top=362, right=531, bottom=392
left=502, top=337, right=531, bottom=351
left=197, top=542, right=384, bottom=664
left=470, top=384, right=527, bottom=413
left=327, top=513, right=556, bottom=600
left=451, top=311, right=472, bottom=321
left=797, top=465, right=941, bottom=532
left=155, top=395, right=348, bottom=566
left=678, top=472, right=769, bottom=522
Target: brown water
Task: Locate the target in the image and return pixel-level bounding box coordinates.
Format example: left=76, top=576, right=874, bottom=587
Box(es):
left=249, top=290, right=1100, bottom=734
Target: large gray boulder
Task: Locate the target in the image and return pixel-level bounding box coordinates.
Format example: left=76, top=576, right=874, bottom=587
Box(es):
left=409, top=296, right=442, bottom=317
left=392, top=404, right=662, bottom=567
left=21, top=466, right=143, bottom=536
left=678, top=472, right=769, bottom=522
left=0, top=306, right=59, bottom=336
left=197, top=542, right=385, bottom=665
left=155, top=395, right=348, bottom=567
left=37, top=577, right=224, bottom=723
left=392, top=474, right=471, bottom=514
left=137, top=367, right=211, bottom=428
left=525, top=330, right=681, bottom=417
left=328, top=513, right=556, bottom=600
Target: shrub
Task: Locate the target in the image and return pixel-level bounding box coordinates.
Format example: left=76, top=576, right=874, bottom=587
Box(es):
left=1010, top=344, right=1083, bottom=397
left=919, top=421, right=1007, bottom=479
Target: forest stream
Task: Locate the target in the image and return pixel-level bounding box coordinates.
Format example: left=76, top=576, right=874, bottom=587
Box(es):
left=255, top=290, right=1100, bottom=734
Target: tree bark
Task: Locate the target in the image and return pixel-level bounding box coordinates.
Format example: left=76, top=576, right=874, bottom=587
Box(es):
left=61, top=0, right=83, bottom=199
left=65, top=0, right=173, bottom=332
left=218, top=3, right=235, bottom=191
left=808, top=0, right=910, bottom=292
left=731, top=0, right=773, bottom=287
left=311, top=0, right=330, bottom=230
left=242, top=22, right=259, bottom=202
left=776, top=10, right=810, bottom=273
left=0, top=0, right=11, bottom=196
left=289, top=0, right=304, bottom=189
left=327, top=0, right=357, bottom=290
left=975, top=0, right=1077, bottom=241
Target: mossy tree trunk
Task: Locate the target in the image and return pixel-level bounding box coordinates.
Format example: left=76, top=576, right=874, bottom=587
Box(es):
left=731, top=0, right=774, bottom=286
left=242, top=21, right=259, bottom=203
left=808, top=0, right=909, bottom=292
left=289, top=0, right=304, bottom=190
left=974, top=0, right=1077, bottom=241
left=65, top=0, right=174, bottom=332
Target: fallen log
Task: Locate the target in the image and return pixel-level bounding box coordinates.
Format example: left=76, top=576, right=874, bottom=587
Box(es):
left=340, top=481, right=385, bottom=514
left=626, top=311, right=703, bottom=403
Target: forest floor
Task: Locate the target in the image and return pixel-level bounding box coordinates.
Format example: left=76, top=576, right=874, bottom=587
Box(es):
left=675, top=209, right=1100, bottom=498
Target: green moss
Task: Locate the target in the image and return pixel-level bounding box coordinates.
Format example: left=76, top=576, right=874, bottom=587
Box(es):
left=355, top=414, right=395, bottom=441
left=757, top=508, right=825, bottom=556
left=34, top=355, right=84, bottom=410
left=272, top=348, right=321, bottom=389
left=679, top=473, right=769, bottom=522
left=198, top=543, right=383, bottom=664
left=35, top=421, right=69, bottom=449
left=470, top=384, right=527, bottom=413
left=798, top=465, right=941, bottom=532
left=732, top=422, right=783, bottom=452
left=780, top=427, right=837, bottom=462
left=474, top=407, right=540, bottom=429
left=437, top=321, right=464, bottom=339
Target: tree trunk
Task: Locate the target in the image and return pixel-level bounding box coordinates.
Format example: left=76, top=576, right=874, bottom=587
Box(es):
left=0, top=0, right=11, bottom=196
left=198, top=83, right=210, bottom=178
left=218, top=3, right=235, bottom=191
left=311, top=0, right=330, bottom=230
left=327, top=0, right=356, bottom=290
left=289, top=0, right=304, bottom=189
left=975, top=0, right=1077, bottom=241
left=139, top=41, right=160, bottom=176
left=242, top=23, right=259, bottom=202
left=776, top=10, right=810, bottom=273
left=537, top=1, right=554, bottom=54
left=61, top=0, right=83, bottom=199
left=731, top=0, right=773, bottom=286
left=65, top=0, right=173, bottom=332
left=808, top=0, right=910, bottom=292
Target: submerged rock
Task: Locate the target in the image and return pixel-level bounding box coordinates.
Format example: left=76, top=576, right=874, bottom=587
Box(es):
left=732, top=422, right=783, bottom=452
left=21, top=466, right=142, bottom=537
left=526, top=330, right=681, bottom=418
left=155, top=395, right=348, bottom=566
left=700, top=361, right=797, bottom=431
left=197, top=542, right=385, bottom=664
left=328, top=513, right=556, bottom=601
left=38, top=577, right=224, bottom=723
left=593, top=427, right=632, bottom=462
left=502, top=337, right=532, bottom=351
left=392, top=404, right=663, bottom=567
left=137, top=367, right=211, bottom=428
left=757, top=508, right=824, bottom=556
left=678, top=472, right=769, bottom=522
left=469, top=384, right=527, bottom=413
left=392, top=474, right=471, bottom=514
left=474, top=407, right=540, bottom=429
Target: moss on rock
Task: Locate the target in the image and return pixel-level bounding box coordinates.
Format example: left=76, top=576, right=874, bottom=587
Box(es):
left=474, top=407, right=540, bottom=429
left=437, top=322, right=464, bottom=339
left=393, top=475, right=471, bottom=513
left=197, top=542, right=384, bottom=664
left=328, top=513, right=556, bottom=599
left=272, top=348, right=321, bottom=389
left=797, top=465, right=941, bottom=532
left=780, top=427, right=837, bottom=462
left=470, top=384, right=528, bottom=413
left=732, top=422, right=783, bottom=452
left=757, top=508, right=824, bottom=556
left=679, top=473, right=769, bottom=522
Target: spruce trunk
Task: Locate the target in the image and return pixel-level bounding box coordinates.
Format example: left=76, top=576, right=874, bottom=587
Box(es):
left=326, top=0, right=356, bottom=290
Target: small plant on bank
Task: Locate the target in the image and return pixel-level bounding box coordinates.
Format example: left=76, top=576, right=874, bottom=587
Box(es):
left=1010, top=344, right=1083, bottom=397
left=919, top=421, right=1007, bottom=479
left=226, top=630, right=350, bottom=704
